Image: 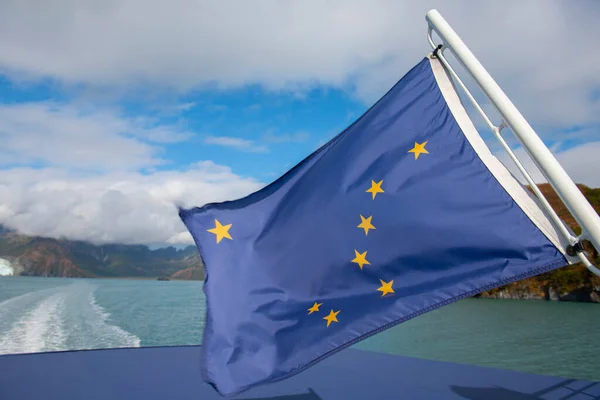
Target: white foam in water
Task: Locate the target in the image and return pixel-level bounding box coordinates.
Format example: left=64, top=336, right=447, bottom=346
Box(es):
left=0, top=292, right=66, bottom=354
left=0, top=281, right=140, bottom=355
left=0, top=258, right=13, bottom=276
left=82, top=290, right=141, bottom=349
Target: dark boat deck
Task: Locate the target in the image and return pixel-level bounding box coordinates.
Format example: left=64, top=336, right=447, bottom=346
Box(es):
left=1, top=345, right=598, bottom=399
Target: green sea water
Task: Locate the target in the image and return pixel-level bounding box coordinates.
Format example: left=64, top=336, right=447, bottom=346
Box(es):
left=1, top=276, right=598, bottom=382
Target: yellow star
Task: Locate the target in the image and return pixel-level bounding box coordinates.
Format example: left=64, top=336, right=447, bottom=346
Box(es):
left=323, top=309, right=340, bottom=327
left=357, top=215, right=376, bottom=236
left=366, top=180, right=384, bottom=199
left=308, top=302, right=322, bottom=314
left=377, top=279, right=395, bottom=297
left=408, top=141, right=429, bottom=159
left=207, top=219, right=232, bottom=243
left=351, top=250, right=370, bottom=270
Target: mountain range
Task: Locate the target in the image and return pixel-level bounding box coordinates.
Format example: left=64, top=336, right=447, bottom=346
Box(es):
left=0, top=183, right=598, bottom=298
left=0, top=229, right=204, bottom=280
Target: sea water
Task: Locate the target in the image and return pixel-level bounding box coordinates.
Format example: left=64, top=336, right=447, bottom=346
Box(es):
left=1, top=276, right=599, bottom=382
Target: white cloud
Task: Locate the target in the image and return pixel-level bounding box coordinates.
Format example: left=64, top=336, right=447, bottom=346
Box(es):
left=202, top=131, right=310, bottom=154
left=0, top=102, right=193, bottom=171
left=261, top=131, right=310, bottom=144
left=203, top=135, right=269, bottom=153
left=495, top=141, right=600, bottom=188
left=0, top=162, right=263, bottom=245
left=0, top=1, right=598, bottom=130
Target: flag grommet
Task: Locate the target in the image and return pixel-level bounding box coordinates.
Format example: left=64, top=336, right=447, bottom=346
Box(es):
left=566, top=241, right=585, bottom=257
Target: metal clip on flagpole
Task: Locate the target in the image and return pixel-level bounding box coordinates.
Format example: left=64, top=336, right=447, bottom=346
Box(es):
left=425, top=9, right=600, bottom=277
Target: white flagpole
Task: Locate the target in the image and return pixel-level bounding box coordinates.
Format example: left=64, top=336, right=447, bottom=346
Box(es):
left=425, top=9, right=600, bottom=260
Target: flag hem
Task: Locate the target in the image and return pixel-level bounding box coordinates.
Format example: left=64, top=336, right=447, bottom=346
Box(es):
left=427, top=55, right=575, bottom=261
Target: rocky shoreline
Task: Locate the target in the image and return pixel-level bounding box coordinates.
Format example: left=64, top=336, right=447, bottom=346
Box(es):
left=475, top=269, right=600, bottom=303
left=476, top=289, right=600, bottom=303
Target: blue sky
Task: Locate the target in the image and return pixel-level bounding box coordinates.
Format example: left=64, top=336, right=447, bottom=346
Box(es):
left=156, top=85, right=363, bottom=180
left=0, top=69, right=366, bottom=179
left=0, top=1, right=599, bottom=246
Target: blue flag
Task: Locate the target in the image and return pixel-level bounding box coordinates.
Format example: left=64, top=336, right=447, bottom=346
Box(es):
left=179, top=55, right=574, bottom=396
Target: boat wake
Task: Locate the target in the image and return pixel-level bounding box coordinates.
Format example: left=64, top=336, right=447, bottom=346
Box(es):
left=0, top=282, right=140, bottom=355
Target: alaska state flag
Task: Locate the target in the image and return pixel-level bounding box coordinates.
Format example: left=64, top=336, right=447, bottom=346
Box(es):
left=178, top=54, right=576, bottom=396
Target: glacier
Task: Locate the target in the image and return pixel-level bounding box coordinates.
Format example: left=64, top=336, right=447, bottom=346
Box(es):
left=0, top=258, right=14, bottom=276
